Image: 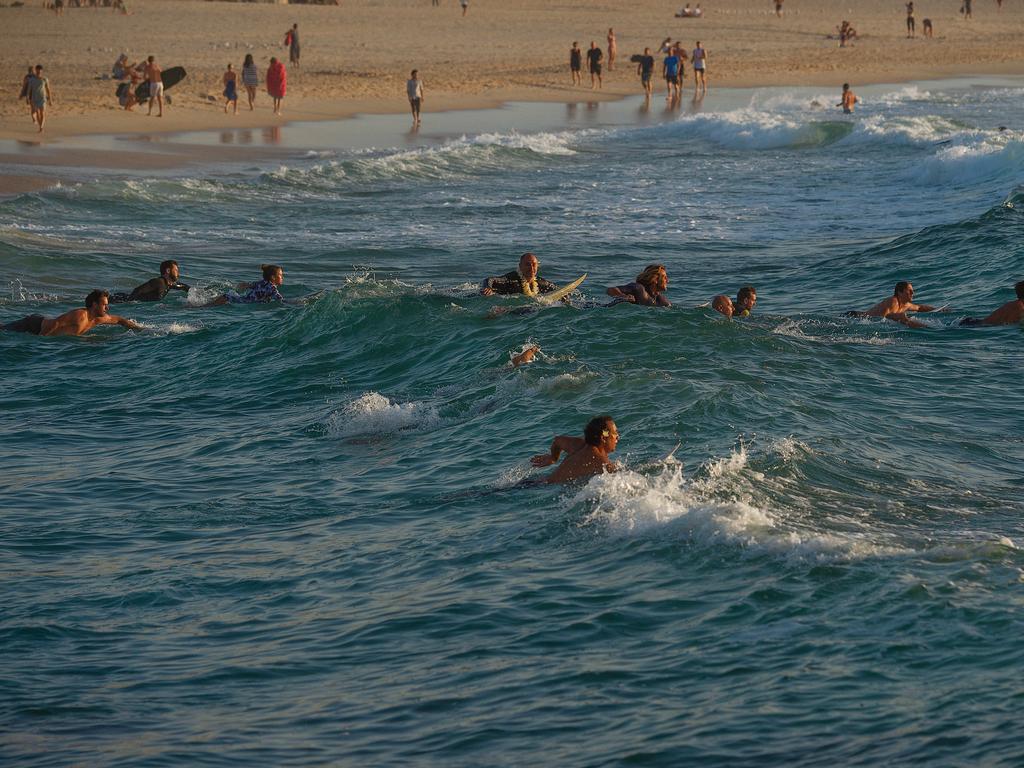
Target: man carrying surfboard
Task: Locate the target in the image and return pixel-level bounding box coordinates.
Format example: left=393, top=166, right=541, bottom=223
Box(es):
left=480, top=252, right=557, bottom=297
left=530, top=416, right=620, bottom=484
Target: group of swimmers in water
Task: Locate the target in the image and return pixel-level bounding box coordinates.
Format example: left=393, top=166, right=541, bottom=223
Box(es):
left=4, top=253, right=1022, bottom=483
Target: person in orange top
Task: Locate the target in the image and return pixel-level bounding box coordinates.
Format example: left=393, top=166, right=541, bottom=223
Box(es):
left=266, top=57, right=287, bottom=115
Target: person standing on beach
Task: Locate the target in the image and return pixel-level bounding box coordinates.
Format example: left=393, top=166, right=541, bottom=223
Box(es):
left=223, top=64, right=238, bottom=114
left=838, top=83, right=858, bottom=113
left=266, top=57, right=286, bottom=115
left=19, top=66, right=34, bottom=119
left=906, top=2, right=916, bottom=38
left=241, top=53, right=259, bottom=111
left=587, top=42, right=604, bottom=89
left=637, top=47, right=655, bottom=97
left=460, top=0, right=468, bottom=16
left=691, top=41, right=707, bottom=95
left=607, top=28, right=617, bottom=70
left=962, top=0, right=972, bottom=19
left=406, top=69, right=424, bottom=126
left=662, top=47, right=680, bottom=100
left=27, top=65, right=53, bottom=133
left=775, top=0, right=783, bottom=18
left=145, top=55, right=163, bottom=117
left=569, top=42, right=583, bottom=86
left=285, top=24, right=300, bottom=66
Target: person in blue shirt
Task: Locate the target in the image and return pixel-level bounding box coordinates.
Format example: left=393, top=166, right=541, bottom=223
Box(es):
left=663, top=50, right=681, bottom=100
left=210, top=264, right=286, bottom=305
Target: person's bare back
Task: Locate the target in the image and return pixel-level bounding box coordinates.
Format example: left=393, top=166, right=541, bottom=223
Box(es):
left=530, top=416, right=619, bottom=484
left=856, top=281, right=938, bottom=328
left=961, top=281, right=1024, bottom=326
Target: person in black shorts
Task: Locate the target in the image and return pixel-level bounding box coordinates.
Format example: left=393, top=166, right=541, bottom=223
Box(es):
left=637, top=47, right=655, bottom=97
left=586, top=41, right=603, bottom=89
left=569, top=42, right=582, bottom=86
left=111, top=259, right=190, bottom=303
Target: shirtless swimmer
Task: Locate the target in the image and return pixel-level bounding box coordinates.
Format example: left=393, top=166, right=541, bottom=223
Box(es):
left=530, top=415, right=619, bottom=484
left=846, top=281, right=940, bottom=329
left=2, top=289, right=142, bottom=337
left=961, top=280, right=1024, bottom=326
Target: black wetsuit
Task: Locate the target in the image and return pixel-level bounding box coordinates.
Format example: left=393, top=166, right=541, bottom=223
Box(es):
left=481, top=271, right=557, bottom=296
left=2, top=314, right=45, bottom=334
left=111, top=277, right=190, bottom=303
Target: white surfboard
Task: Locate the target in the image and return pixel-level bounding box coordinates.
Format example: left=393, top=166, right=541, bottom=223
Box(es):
left=537, top=274, right=587, bottom=305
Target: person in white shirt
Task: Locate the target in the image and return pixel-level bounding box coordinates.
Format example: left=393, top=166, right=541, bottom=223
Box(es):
left=406, top=69, right=424, bottom=126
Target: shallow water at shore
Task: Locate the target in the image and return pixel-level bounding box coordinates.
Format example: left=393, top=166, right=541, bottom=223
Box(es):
left=2, top=78, right=1024, bottom=766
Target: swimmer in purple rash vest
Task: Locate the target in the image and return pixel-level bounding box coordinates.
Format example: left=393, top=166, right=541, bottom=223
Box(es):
left=208, top=264, right=286, bottom=305
left=530, top=415, right=620, bottom=484
left=2, top=289, right=142, bottom=336
left=960, top=281, right=1024, bottom=326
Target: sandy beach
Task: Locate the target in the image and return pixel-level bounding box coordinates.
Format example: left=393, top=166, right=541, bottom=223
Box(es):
left=2, top=0, right=1023, bottom=144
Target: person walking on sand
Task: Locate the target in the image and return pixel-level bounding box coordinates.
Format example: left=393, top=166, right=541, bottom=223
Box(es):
left=286, top=24, right=300, bottom=67
left=223, top=63, right=238, bottom=114
left=27, top=65, right=53, bottom=133
left=906, top=2, right=916, bottom=38
left=691, top=41, right=707, bottom=95
left=775, top=0, right=783, bottom=17
left=406, top=69, right=424, bottom=126
left=569, top=42, right=583, bottom=86
left=19, top=66, right=34, bottom=119
left=241, top=53, right=259, bottom=111
left=587, top=41, right=604, bottom=90
left=266, top=57, right=286, bottom=115
left=460, top=0, right=468, bottom=16
left=838, top=83, right=858, bottom=113
left=145, top=55, right=163, bottom=117
left=607, top=28, right=617, bottom=70
left=637, top=47, right=655, bottom=97
left=663, top=46, right=681, bottom=100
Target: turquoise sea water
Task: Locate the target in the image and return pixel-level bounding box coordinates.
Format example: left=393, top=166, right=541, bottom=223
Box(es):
left=2, top=79, right=1024, bottom=766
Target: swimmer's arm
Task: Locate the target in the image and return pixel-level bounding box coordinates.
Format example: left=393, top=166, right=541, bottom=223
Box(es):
left=605, top=286, right=636, bottom=302
left=908, top=302, right=938, bottom=312
left=887, top=312, right=928, bottom=329
left=633, top=286, right=658, bottom=306
left=655, top=294, right=672, bottom=308
left=102, top=314, right=143, bottom=331
left=531, top=435, right=585, bottom=467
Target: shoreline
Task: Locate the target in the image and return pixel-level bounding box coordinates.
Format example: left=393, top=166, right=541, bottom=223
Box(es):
left=2, top=70, right=1022, bottom=197
left=3, top=60, right=1024, bottom=146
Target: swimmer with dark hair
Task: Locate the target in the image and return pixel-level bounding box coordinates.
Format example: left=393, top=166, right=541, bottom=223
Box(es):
left=208, top=264, right=286, bottom=305
left=844, top=281, right=940, bottom=328
left=530, top=415, right=619, bottom=484
left=111, top=259, right=190, bottom=303
left=961, top=281, right=1024, bottom=326
left=606, top=264, right=671, bottom=307
left=712, top=285, right=756, bottom=318
left=2, top=289, right=141, bottom=336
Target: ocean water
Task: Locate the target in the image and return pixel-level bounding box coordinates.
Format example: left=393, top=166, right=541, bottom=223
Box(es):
left=2, top=78, right=1024, bottom=766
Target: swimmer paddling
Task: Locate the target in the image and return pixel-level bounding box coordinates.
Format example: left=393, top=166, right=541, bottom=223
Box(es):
left=844, top=281, right=942, bottom=329
left=2, top=289, right=142, bottom=337
left=530, top=416, right=620, bottom=484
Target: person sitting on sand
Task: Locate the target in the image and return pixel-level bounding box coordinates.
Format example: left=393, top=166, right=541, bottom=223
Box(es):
left=676, top=3, right=692, bottom=17
left=845, top=281, right=941, bottom=328
left=480, top=252, right=557, bottom=296
left=961, top=281, right=1024, bottom=326
left=209, top=264, right=286, bottom=305
left=606, top=264, right=671, bottom=307
left=2, top=289, right=141, bottom=337
left=530, top=415, right=620, bottom=484
left=838, top=83, right=858, bottom=113
left=111, top=260, right=190, bottom=303
left=712, top=285, right=757, bottom=318
left=922, top=18, right=933, bottom=37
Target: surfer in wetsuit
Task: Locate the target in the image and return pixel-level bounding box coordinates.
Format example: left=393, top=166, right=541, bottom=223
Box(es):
left=711, top=285, right=756, bottom=318
left=844, top=281, right=940, bottom=329
left=111, top=259, right=190, bottom=303
left=480, top=252, right=557, bottom=297
left=606, top=264, right=671, bottom=307
left=530, top=415, right=620, bottom=484
left=961, top=280, right=1024, bottom=326
left=2, top=289, right=141, bottom=337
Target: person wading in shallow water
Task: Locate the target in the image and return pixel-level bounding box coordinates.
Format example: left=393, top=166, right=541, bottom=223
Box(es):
left=530, top=416, right=620, bottom=484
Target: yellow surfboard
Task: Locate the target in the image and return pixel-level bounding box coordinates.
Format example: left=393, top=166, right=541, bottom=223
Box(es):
left=537, top=274, right=586, bottom=305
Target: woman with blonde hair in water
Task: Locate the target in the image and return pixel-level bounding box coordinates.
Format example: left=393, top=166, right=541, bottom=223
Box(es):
left=605, top=264, right=671, bottom=307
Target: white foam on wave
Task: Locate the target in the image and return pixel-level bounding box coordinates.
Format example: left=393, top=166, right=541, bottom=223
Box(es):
left=571, top=448, right=906, bottom=561
left=674, top=109, right=838, bottom=150
left=841, top=114, right=972, bottom=147
left=326, top=391, right=441, bottom=437
left=136, top=321, right=203, bottom=335
left=773, top=318, right=896, bottom=346
left=909, top=138, right=1024, bottom=187
left=184, top=285, right=224, bottom=307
